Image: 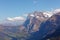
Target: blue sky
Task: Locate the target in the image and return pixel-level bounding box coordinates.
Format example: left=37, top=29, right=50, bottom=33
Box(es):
left=0, top=0, right=60, bottom=20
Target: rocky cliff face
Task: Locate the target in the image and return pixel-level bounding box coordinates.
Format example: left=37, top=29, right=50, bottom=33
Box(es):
left=23, top=11, right=50, bottom=33
left=23, top=12, right=60, bottom=40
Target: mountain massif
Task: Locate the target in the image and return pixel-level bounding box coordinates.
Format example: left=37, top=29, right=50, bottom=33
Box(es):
left=0, top=10, right=60, bottom=40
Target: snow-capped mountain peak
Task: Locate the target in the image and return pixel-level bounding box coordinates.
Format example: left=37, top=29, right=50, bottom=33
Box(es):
left=53, top=9, right=60, bottom=13
left=30, top=14, right=35, bottom=17
left=43, top=11, right=53, bottom=17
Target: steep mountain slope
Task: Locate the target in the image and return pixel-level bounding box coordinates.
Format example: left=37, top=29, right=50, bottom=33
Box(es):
left=23, top=11, right=50, bottom=33
left=44, top=12, right=60, bottom=40
left=28, top=12, right=60, bottom=40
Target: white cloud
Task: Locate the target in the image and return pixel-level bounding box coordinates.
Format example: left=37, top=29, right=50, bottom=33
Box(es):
left=7, top=16, right=25, bottom=21
left=7, top=17, right=14, bottom=21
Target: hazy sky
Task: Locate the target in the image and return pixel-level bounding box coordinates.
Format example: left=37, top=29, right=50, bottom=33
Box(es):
left=0, top=0, right=60, bottom=20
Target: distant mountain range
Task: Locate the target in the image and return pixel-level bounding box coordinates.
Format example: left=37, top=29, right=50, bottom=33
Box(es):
left=0, top=9, right=60, bottom=40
